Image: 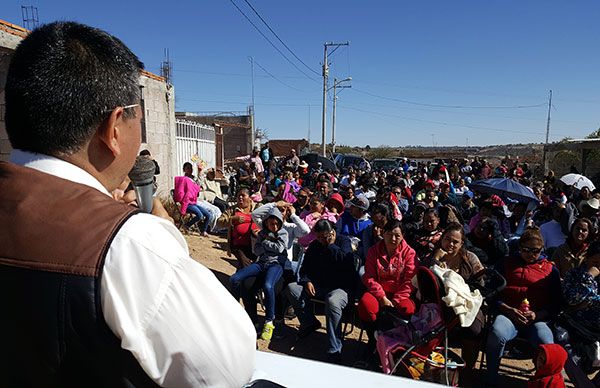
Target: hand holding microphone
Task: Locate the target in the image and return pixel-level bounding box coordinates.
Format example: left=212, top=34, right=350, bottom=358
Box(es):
left=128, top=155, right=156, bottom=213
left=120, top=156, right=173, bottom=223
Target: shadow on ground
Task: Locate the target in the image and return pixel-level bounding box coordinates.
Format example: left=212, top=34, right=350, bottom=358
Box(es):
left=188, top=234, right=549, bottom=388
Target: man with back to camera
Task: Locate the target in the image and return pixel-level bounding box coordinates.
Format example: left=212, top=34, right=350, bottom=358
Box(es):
left=0, top=22, right=255, bottom=387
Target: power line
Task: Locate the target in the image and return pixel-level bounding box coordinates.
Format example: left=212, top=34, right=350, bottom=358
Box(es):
left=253, top=60, right=309, bottom=92
left=352, top=88, right=547, bottom=109
left=177, top=97, right=317, bottom=107
left=175, top=88, right=597, bottom=126
left=351, top=79, right=549, bottom=101
left=172, top=68, right=600, bottom=105
left=228, top=0, right=319, bottom=83
left=339, top=105, right=570, bottom=137
left=241, top=0, right=320, bottom=76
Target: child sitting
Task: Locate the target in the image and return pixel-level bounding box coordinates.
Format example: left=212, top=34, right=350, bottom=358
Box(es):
left=230, top=207, right=289, bottom=340
left=528, top=344, right=567, bottom=388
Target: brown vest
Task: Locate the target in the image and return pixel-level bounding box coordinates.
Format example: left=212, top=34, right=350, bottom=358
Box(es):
left=0, top=161, right=158, bottom=387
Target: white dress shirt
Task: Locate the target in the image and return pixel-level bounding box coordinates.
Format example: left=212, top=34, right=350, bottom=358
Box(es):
left=10, top=150, right=256, bottom=388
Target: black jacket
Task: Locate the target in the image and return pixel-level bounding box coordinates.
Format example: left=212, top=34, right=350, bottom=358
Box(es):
left=299, top=235, right=358, bottom=292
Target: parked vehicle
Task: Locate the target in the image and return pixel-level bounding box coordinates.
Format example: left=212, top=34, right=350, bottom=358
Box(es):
left=396, top=158, right=418, bottom=172
left=371, top=158, right=399, bottom=171
left=334, top=154, right=363, bottom=170
left=300, top=153, right=336, bottom=172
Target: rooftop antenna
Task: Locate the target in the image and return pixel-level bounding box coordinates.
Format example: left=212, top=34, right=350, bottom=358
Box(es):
left=21, top=5, right=39, bottom=30
left=160, top=48, right=173, bottom=85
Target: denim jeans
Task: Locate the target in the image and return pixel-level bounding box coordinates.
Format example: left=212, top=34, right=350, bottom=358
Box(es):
left=185, top=204, right=211, bottom=232
left=230, top=262, right=283, bottom=322
left=196, top=201, right=220, bottom=232
left=485, top=314, right=554, bottom=384
left=287, top=282, right=348, bottom=354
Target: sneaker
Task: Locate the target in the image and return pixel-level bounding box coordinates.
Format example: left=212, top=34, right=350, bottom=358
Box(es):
left=284, top=306, right=296, bottom=320
left=260, top=322, right=275, bottom=341
left=297, top=319, right=322, bottom=339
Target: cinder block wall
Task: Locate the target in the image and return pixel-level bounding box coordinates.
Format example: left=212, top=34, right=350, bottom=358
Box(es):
left=0, top=29, right=21, bottom=161
left=139, top=75, right=177, bottom=196
left=0, top=50, right=12, bottom=162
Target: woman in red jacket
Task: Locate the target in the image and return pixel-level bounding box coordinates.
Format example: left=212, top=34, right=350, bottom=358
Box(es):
left=485, top=227, right=560, bottom=387
left=358, top=220, right=417, bottom=342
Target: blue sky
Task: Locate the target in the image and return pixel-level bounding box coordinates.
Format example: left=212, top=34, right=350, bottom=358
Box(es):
left=3, top=1, right=600, bottom=146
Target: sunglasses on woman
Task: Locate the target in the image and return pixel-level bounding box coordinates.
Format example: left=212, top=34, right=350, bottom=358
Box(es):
left=521, top=246, right=543, bottom=254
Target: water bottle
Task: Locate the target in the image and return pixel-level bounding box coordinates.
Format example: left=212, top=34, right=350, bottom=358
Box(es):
left=519, top=298, right=530, bottom=313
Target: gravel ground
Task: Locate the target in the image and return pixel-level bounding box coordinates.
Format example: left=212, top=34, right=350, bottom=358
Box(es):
left=185, top=233, right=577, bottom=388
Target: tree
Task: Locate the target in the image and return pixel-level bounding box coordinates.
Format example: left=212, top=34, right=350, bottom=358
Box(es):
left=366, top=146, right=397, bottom=159
left=586, top=128, right=600, bottom=139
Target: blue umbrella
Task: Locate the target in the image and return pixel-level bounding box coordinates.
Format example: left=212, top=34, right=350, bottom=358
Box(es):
left=469, top=178, right=539, bottom=204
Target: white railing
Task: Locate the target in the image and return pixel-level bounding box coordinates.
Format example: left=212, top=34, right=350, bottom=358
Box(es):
left=176, top=120, right=216, bottom=176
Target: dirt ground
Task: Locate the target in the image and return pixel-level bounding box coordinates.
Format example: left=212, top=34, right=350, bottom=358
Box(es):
left=185, top=233, right=557, bottom=388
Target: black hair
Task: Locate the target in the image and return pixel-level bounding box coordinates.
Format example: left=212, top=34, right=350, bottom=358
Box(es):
left=236, top=187, right=251, bottom=196
left=313, top=219, right=335, bottom=233
left=310, top=193, right=327, bottom=204
left=317, top=178, right=333, bottom=190
left=423, top=208, right=439, bottom=219
left=441, top=222, right=466, bottom=242
left=383, top=219, right=403, bottom=233
left=476, top=217, right=497, bottom=235
left=139, top=149, right=151, bottom=156
left=5, top=22, right=143, bottom=156
left=183, top=162, right=193, bottom=170
left=567, top=217, right=595, bottom=245
left=371, top=202, right=391, bottom=218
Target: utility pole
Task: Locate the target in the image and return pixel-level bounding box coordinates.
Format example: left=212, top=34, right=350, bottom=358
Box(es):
left=331, top=77, right=352, bottom=155
left=331, top=82, right=337, bottom=155
left=307, top=105, right=311, bottom=143
left=248, top=56, right=256, bottom=151
left=321, top=41, right=349, bottom=158
left=541, top=90, right=552, bottom=175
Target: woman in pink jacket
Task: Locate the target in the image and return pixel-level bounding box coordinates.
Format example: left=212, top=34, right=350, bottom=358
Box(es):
left=358, top=219, right=417, bottom=335
left=298, top=193, right=339, bottom=248
left=173, top=162, right=212, bottom=236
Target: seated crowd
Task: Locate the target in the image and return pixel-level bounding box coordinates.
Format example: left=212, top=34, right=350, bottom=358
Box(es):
left=180, top=149, right=600, bottom=385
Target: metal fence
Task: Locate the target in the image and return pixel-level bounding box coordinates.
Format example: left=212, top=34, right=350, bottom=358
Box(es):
left=176, top=120, right=216, bottom=175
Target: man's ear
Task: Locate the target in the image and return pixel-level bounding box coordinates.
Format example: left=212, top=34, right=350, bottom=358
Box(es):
left=97, top=107, right=125, bottom=156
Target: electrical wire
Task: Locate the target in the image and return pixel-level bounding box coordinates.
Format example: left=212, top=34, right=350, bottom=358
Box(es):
left=228, top=0, right=319, bottom=83
left=352, top=88, right=547, bottom=109
left=177, top=96, right=317, bottom=107
left=339, top=105, right=570, bottom=137
left=242, top=0, right=320, bottom=76
left=253, top=60, right=309, bottom=92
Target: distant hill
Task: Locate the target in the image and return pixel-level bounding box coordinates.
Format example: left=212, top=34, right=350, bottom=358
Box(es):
left=310, top=143, right=544, bottom=164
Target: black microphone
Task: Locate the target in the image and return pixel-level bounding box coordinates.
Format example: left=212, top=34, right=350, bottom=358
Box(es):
left=128, top=155, right=156, bottom=213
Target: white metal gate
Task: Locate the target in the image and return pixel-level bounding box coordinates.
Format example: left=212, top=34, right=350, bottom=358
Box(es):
left=176, top=120, right=216, bottom=176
